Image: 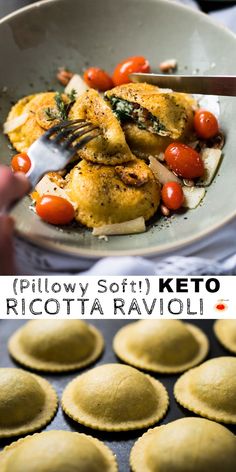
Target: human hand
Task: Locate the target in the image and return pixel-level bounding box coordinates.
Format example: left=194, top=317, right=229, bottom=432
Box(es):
left=0, top=166, right=29, bottom=275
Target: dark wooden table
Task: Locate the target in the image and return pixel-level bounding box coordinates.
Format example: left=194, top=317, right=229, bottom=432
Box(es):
left=0, top=0, right=235, bottom=19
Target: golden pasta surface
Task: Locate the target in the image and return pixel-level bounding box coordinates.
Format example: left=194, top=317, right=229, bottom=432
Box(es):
left=113, top=320, right=209, bottom=373
left=65, top=158, right=160, bottom=227
left=214, top=319, right=236, bottom=354
left=130, top=417, right=236, bottom=472
left=0, top=430, right=118, bottom=472
left=0, top=368, right=58, bottom=438
left=174, top=356, right=236, bottom=424
left=8, top=320, right=104, bottom=372
left=62, top=363, right=169, bottom=431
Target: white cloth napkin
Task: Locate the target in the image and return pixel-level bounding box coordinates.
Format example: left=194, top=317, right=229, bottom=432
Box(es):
left=211, top=5, right=236, bottom=34
left=15, top=0, right=236, bottom=276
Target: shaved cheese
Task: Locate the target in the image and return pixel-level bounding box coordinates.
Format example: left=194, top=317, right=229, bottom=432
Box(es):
left=64, top=74, right=88, bottom=97
left=3, top=113, right=29, bottom=134
left=158, top=88, right=173, bottom=94
left=149, top=156, right=181, bottom=185
left=182, top=186, right=206, bottom=209
left=194, top=94, right=220, bottom=119
left=157, top=152, right=165, bottom=162
left=159, top=58, right=177, bottom=73
left=35, top=175, right=76, bottom=208
left=197, top=148, right=222, bottom=186
left=92, top=217, right=146, bottom=236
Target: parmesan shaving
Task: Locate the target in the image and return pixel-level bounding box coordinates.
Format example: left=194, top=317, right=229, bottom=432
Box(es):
left=182, top=186, right=206, bottom=209
left=92, top=217, right=146, bottom=236
left=64, top=74, right=88, bottom=97
left=36, top=175, right=76, bottom=208
left=197, top=148, right=222, bottom=186
left=158, top=88, right=173, bottom=93
left=149, top=155, right=181, bottom=185
left=3, top=113, right=29, bottom=134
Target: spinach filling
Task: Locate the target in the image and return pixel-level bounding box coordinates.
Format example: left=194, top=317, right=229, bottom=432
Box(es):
left=108, top=96, right=167, bottom=135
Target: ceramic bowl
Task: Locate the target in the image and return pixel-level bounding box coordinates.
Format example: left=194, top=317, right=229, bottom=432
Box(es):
left=0, top=0, right=235, bottom=258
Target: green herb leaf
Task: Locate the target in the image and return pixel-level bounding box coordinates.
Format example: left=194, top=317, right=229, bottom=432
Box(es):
left=44, top=90, right=77, bottom=122
left=55, top=92, right=68, bottom=120
left=67, top=88, right=77, bottom=103
left=45, top=107, right=60, bottom=121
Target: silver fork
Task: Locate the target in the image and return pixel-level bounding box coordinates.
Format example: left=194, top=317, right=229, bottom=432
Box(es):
left=26, top=119, right=100, bottom=188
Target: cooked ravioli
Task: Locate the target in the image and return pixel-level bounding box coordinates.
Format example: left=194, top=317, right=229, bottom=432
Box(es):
left=130, top=417, right=236, bottom=472
left=0, top=368, right=57, bottom=438
left=0, top=430, right=118, bottom=472
left=174, top=356, right=236, bottom=424
left=122, top=122, right=174, bottom=158
left=8, top=320, right=104, bottom=372
left=62, top=363, right=168, bottom=431
left=69, top=89, right=134, bottom=164
left=6, top=92, right=69, bottom=152
left=105, top=83, right=194, bottom=139
left=65, top=158, right=160, bottom=227
left=214, top=320, right=236, bottom=354
left=113, top=320, right=209, bottom=373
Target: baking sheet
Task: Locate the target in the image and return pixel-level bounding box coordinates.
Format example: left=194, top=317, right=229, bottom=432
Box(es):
left=0, top=319, right=235, bottom=471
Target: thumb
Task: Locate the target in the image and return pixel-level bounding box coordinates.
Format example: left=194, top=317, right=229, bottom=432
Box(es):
left=0, top=215, right=16, bottom=275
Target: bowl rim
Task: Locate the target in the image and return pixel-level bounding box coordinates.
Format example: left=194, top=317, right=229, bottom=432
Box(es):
left=2, top=0, right=236, bottom=259
left=1, top=0, right=236, bottom=41
left=15, top=207, right=235, bottom=259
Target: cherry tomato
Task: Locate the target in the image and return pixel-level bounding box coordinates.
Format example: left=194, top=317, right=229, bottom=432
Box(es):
left=113, top=56, right=150, bottom=86
left=161, top=181, right=184, bottom=210
left=83, top=67, right=113, bottom=91
left=11, top=153, right=31, bottom=173
left=215, top=303, right=226, bottom=311
left=36, top=195, right=75, bottom=225
left=194, top=109, right=219, bottom=139
left=164, top=143, right=204, bottom=179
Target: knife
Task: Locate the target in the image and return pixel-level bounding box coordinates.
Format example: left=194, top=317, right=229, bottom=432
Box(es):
left=130, top=73, right=236, bottom=96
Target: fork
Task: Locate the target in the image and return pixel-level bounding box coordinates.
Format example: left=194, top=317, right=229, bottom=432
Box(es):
left=26, top=119, right=100, bottom=188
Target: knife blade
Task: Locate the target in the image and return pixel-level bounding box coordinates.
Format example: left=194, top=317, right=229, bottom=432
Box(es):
left=130, top=73, right=236, bottom=96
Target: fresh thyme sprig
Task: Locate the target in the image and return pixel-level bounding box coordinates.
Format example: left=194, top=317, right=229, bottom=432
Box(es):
left=45, top=107, right=59, bottom=121
left=45, top=89, right=77, bottom=122
left=67, top=88, right=77, bottom=103
left=54, top=92, right=68, bottom=120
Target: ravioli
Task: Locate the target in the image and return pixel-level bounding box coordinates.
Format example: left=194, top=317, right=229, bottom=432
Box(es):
left=6, top=92, right=69, bottom=152
left=113, top=320, right=209, bottom=373
left=174, top=356, right=236, bottom=424
left=122, top=123, right=174, bottom=158
left=214, top=320, right=236, bottom=354
left=105, top=83, right=194, bottom=139
left=8, top=320, right=104, bottom=372
left=69, top=89, right=134, bottom=165
left=130, top=417, right=236, bottom=472
left=0, top=368, right=57, bottom=438
left=62, top=363, right=168, bottom=431
left=0, top=430, right=118, bottom=472
left=65, top=158, right=160, bottom=227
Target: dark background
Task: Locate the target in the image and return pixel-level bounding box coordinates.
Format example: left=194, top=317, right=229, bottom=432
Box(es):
left=0, top=0, right=235, bottom=19
left=0, top=320, right=235, bottom=472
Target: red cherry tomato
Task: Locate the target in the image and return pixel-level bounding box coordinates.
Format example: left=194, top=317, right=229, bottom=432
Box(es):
left=83, top=67, right=114, bottom=91
left=215, top=303, right=226, bottom=311
left=161, top=181, right=184, bottom=210
left=36, top=195, right=75, bottom=225
left=165, top=143, right=204, bottom=179
left=11, top=153, right=31, bottom=174
left=194, top=109, right=219, bottom=139
left=113, top=56, right=150, bottom=86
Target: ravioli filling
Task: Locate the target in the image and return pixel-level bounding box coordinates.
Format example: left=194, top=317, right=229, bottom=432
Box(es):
left=108, top=96, right=168, bottom=136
